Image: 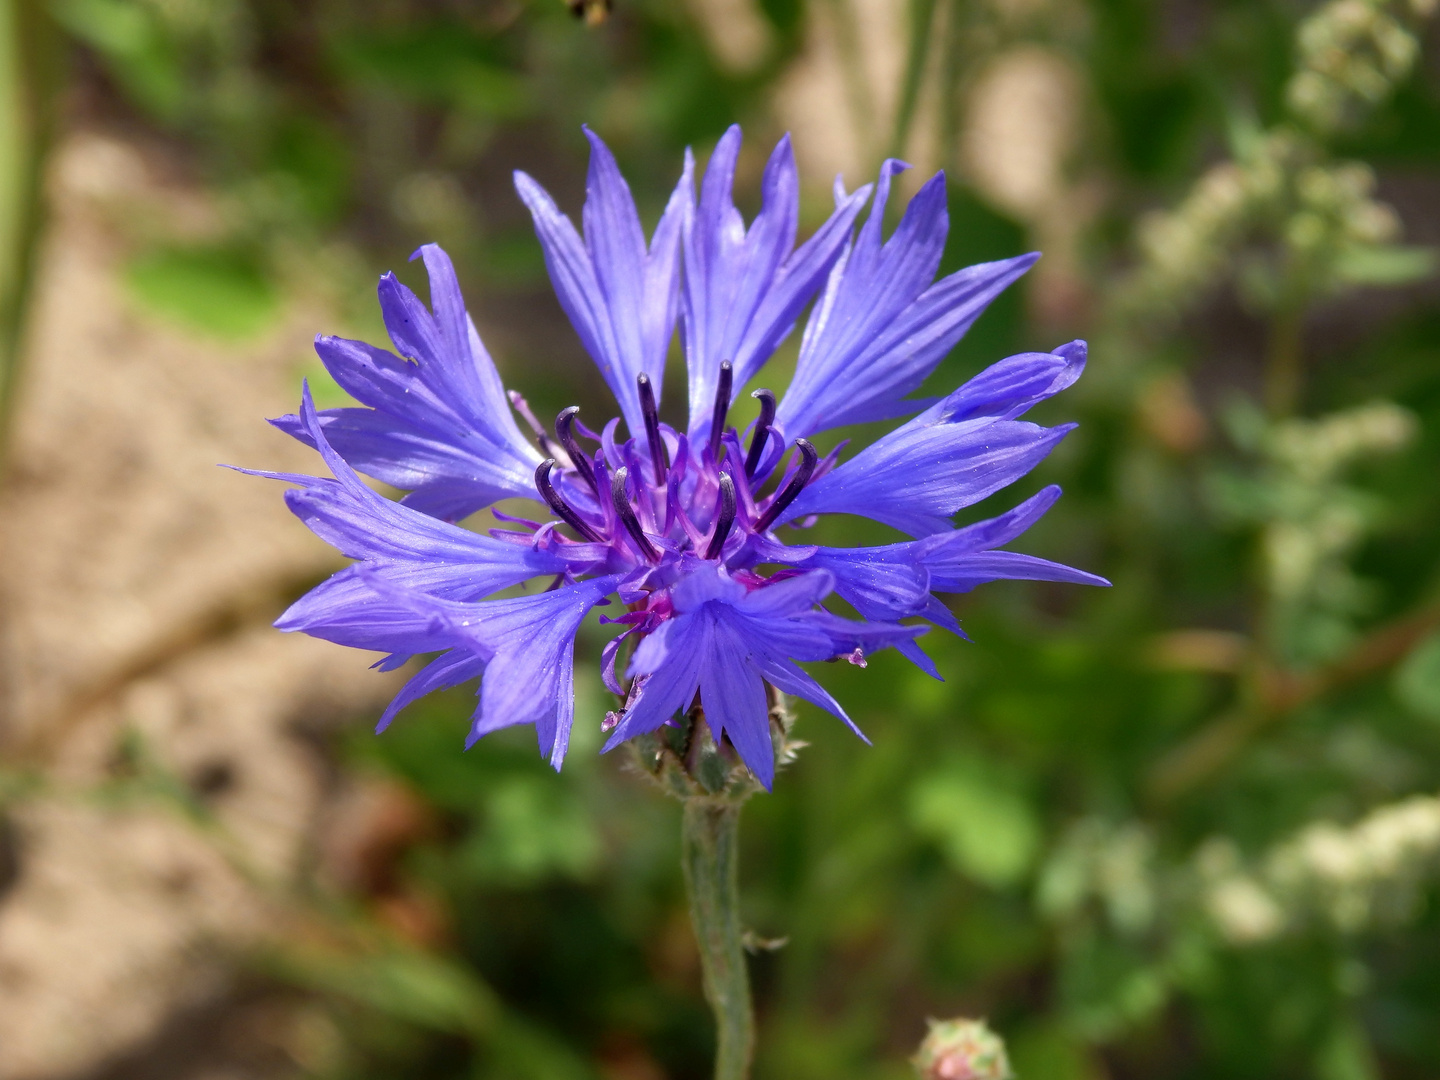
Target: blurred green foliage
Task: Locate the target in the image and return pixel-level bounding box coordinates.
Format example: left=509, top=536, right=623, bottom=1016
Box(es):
left=127, top=244, right=278, bottom=338
left=18, top=0, right=1440, bottom=1077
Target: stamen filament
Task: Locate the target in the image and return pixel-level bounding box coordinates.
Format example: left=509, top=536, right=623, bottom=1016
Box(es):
left=637, top=373, right=670, bottom=484
left=704, top=473, right=737, bottom=560
left=611, top=466, right=660, bottom=562
left=535, top=460, right=603, bottom=542
left=510, top=390, right=565, bottom=465
left=709, top=360, right=733, bottom=461
left=752, top=439, right=818, bottom=533
left=555, top=406, right=598, bottom=493
left=745, top=388, right=776, bottom=478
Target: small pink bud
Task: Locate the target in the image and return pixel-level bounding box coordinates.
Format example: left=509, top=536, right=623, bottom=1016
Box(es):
left=912, top=1018, right=1012, bottom=1080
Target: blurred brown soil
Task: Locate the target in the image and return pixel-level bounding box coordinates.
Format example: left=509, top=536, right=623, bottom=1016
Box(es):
left=0, top=130, right=402, bottom=1080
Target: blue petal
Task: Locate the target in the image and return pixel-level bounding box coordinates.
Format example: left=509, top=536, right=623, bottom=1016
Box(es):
left=245, top=384, right=569, bottom=659
left=683, top=127, right=870, bottom=443
left=923, top=340, right=1086, bottom=424
left=514, top=130, right=691, bottom=440
left=792, top=546, right=930, bottom=622
left=776, top=163, right=1039, bottom=439
left=787, top=484, right=1071, bottom=618
left=895, top=639, right=943, bottom=680
left=276, top=552, right=573, bottom=655
left=779, top=345, right=1086, bottom=536
left=277, top=568, right=463, bottom=656
left=921, top=549, right=1111, bottom=593
left=607, top=614, right=708, bottom=742
left=367, top=572, right=623, bottom=769
left=776, top=481, right=1107, bottom=679
left=731, top=567, right=833, bottom=617
left=260, top=384, right=568, bottom=579
left=713, top=598, right=921, bottom=776
left=943, top=484, right=1062, bottom=549
left=799, top=609, right=929, bottom=659
left=784, top=417, right=1074, bottom=537
left=604, top=566, right=923, bottom=788
left=701, top=620, right=776, bottom=789
left=376, top=649, right=487, bottom=733
left=272, top=408, right=529, bottom=521
left=273, top=245, right=541, bottom=521
left=750, top=651, right=868, bottom=739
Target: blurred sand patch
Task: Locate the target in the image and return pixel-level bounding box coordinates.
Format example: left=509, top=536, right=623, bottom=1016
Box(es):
left=0, top=130, right=400, bottom=1080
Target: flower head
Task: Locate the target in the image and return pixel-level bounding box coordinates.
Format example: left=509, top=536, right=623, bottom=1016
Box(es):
left=912, top=1018, right=1013, bottom=1080
left=247, top=125, right=1107, bottom=788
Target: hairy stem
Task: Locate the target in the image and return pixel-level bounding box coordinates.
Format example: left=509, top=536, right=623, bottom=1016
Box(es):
left=682, top=797, right=753, bottom=1080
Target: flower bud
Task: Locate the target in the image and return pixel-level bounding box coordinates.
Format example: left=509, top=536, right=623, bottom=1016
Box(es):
left=912, top=1018, right=1013, bottom=1080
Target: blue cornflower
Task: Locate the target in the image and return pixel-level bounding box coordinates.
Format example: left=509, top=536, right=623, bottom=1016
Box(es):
left=247, top=125, right=1107, bottom=789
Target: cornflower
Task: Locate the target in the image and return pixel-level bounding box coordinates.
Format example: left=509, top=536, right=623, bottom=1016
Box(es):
left=243, top=125, right=1106, bottom=790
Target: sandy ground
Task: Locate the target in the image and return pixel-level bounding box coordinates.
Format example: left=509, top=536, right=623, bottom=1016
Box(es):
left=0, top=131, right=402, bottom=1080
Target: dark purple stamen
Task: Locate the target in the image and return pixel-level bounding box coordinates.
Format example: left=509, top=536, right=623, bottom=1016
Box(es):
left=708, top=361, right=733, bottom=461
left=535, top=459, right=603, bottom=542
left=611, top=466, right=660, bottom=562
left=752, top=439, right=818, bottom=533
left=745, top=388, right=776, bottom=478
left=555, top=406, right=598, bottom=494
left=704, top=473, right=737, bottom=560
left=636, top=373, right=669, bottom=484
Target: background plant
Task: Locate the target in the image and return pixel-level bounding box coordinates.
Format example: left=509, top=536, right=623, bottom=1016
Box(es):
left=1, top=0, right=1439, bottom=1078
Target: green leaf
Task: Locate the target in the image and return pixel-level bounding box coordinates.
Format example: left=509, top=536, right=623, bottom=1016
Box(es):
left=1059, top=932, right=1169, bottom=1041
left=126, top=246, right=279, bottom=340
left=49, top=0, right=185, bottom=120
left=1315, top=1017, right=1380, bottom=1080
left=1332, top=244, right=1438, bottom=287
left=1393, top=629, right=1440, bottom=721
left=908, top=759, right=1041, bottom=888
left=266, top=943, right=596, bottom=1080
left=332, top=23, right=528, bottom=118
left=270, top=945, right=500, bottom=1037
left=461, top=774, right=602, bottom=885
left=1008, top=1024, right=1104, bottom=1080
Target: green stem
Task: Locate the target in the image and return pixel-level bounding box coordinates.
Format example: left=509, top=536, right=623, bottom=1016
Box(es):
left=682, top=797, right=753, bottom=1080
left=888, top=0, right=939, bottom=161
left=0, top=1, right=59, bottom=453
left=1264, top=303, right=1304, bottom=418
left=822, top=0, right=875, bottom=165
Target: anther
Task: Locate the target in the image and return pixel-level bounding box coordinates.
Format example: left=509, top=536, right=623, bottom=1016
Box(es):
left=704, top=473, right=737, bottom=560
left=752, top=439, right=818, bottom=533
left=636, top=373, right=669, bottom=484
left=708, top=361, right=733, bottom=461
left=611, top=466, right=660, bottom=562
left=535, top=460, right=603, bottom=542
left=745, top=388, right=776, bottom=478
left=554, top=406, right=597, bottom=494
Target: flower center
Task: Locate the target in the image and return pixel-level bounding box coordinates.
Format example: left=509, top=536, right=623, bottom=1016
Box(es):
left=523, top=372, right=820, bottom=564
